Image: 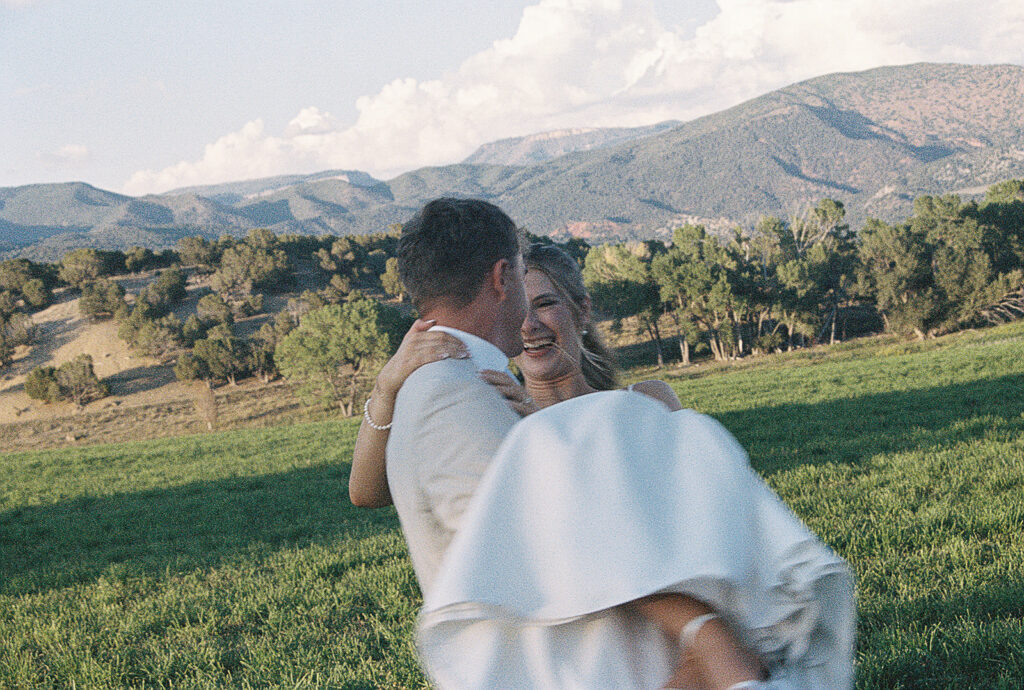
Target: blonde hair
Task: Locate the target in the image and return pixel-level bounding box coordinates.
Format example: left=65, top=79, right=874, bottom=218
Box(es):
left=525, top=244, right=620, bottom=391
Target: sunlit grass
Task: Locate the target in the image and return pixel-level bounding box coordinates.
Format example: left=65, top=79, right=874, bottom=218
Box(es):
left=2, top=321, right=1023, bottom=687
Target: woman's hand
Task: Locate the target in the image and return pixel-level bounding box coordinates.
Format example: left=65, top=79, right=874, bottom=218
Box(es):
left=479, top=370, right=539, bottom=417
left=376, top=319, right=469, bottom=398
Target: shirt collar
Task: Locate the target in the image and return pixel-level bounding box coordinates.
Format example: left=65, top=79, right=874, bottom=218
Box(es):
left=430, top=326, right=513, bottom=374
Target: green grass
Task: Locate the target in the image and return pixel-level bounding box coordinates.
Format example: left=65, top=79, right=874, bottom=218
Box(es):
left=3, top=322, right=1024, bottom=688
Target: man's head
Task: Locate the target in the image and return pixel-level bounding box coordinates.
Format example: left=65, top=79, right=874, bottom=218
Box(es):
left=398, top=198, right=527, bottom=356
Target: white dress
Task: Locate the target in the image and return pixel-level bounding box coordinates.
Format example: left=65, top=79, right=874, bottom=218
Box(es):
left=417, top=390, right=855, bottom=689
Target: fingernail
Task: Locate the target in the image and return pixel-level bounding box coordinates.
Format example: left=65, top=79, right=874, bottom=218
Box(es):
left=457, top=350, right=469, bottom=359
left=425, top=319, right=437, bottom=324
left=439, top=352, right=449, bottom=359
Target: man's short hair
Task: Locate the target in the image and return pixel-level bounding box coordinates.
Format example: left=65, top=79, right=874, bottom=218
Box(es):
left=398, top=198, right=524, bottom=310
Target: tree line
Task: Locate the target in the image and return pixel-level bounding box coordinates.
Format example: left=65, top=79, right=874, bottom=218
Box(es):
left=2, top=179, right=1022, bottom=412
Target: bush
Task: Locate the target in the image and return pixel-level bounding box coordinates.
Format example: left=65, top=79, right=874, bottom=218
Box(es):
left=25, top=366, right=61, bottom=403
left=21, top=279, right=51, bottom=310
left=197, top=294, right=233, bottom=326
left=79, top=279, right=127, bottom=319
left=55, top=354, right=109, bottom=406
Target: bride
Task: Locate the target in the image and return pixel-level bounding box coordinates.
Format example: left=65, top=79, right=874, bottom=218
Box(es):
left=350, top=243, right=854, bottom=689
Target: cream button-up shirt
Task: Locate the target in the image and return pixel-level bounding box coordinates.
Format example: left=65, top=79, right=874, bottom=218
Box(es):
left=385, top=327, right=521, bottom=594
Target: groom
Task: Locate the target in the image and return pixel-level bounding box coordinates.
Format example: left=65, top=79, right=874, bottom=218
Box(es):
left=387, top=197, right=765, bottom=687
left=386, top=197, right=527, bottom=594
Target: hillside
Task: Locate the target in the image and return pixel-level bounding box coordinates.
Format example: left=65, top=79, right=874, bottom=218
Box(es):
left=461, top=121, right=681, bottom=166
left=4, top=62, right=1024, bottom=257
left=2, top=321, right=1023, bottom=686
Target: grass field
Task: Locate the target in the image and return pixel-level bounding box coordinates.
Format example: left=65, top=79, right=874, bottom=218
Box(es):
left=2, top=322, right=1023, bottom=688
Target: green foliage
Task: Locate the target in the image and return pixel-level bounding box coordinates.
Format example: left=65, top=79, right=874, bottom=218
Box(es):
left=58, top=248, right=123, bottom=289
left=190, top=324, right=248, bottom=385
left=3, top=312, right=35, bottom=348
left=78, top=279, right=127, bottom=320
left=181, top=314, right=207, bottom=346
left=0, top=291, right=17, bottom=320
left=176, top=236, right=217, bottom=269
left=248, top=312, right=297, bottom=383
left=380, top=256, right=404, bottom=300
left=584, top=241, right=667, bottom=364
left=20, top=278, right=51, bottom=310
left=117, top=302, right=183, bottom=359
left=24, top=365, right=61, bottom=402
left=136, top=266, right=188, bottom=317
left=173, top=351, right=207, bottom=383
left=124, top=246, right=157, bottom=273
left=24, top=354, right=107, bottom=405
left=275, top=298, right=406, bottom=415
left=211, top=242, right=291, bottom=299
left=196, top=293, right=233, bottom=326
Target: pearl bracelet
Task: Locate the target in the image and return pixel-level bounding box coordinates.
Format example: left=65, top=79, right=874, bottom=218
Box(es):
left=363, top=397, right=392, bottom=430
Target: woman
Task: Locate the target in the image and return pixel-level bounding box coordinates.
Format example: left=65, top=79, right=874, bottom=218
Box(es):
left=350, top=244, right=853, bottom=689
left=349, top=243, right=680, bottom=507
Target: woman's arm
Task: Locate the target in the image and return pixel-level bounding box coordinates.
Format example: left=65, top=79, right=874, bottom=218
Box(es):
left=349, top=320, right=468, bottom=507
left=631, top=379, right=683, bottom=411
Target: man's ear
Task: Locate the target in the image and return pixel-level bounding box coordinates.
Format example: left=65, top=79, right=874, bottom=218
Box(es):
left=489, top=258, right=511, bottom=301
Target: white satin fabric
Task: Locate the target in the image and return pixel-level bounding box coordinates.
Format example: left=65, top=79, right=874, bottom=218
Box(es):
left=418, top=391, right=855, bottom=689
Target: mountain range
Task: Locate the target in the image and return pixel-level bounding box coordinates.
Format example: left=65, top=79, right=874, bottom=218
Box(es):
left=4, top=62, right=1024, bottom=261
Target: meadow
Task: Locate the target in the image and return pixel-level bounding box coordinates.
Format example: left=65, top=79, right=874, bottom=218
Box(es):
left=2, top=322, right=1023, bottom=688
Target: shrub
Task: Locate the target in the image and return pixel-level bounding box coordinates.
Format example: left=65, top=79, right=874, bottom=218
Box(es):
left=79, top=279, right=127, bottom=319
left=55, top=354, right=109, bottom=406
left=25, top=366, right=61, bottom=403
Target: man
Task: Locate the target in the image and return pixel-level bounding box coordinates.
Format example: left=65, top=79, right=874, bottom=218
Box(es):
left=386, top=197, right=528, bottom=594
left=386, top=197, right=767, bottom=688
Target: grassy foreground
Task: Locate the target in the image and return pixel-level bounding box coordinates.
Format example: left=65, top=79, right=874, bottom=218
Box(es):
left=2, top=323, right=1023, bottom=688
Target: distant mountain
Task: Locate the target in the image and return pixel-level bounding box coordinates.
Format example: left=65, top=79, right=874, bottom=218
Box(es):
left=5, top=62, right=1024, bottom=259
left=462, top=121, right=681, bottom=166
left=166, top=169, right=382, bottom=205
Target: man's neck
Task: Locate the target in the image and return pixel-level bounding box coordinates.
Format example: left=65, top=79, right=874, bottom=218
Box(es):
left=423, top=303, right=502, bottom=351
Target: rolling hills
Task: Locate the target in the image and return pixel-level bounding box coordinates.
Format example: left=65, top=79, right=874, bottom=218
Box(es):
left=4, top=62, right=1024, bottom=259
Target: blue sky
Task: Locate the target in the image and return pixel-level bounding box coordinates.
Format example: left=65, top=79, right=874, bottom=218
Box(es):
left=2, top=0, right=1022, bottom=194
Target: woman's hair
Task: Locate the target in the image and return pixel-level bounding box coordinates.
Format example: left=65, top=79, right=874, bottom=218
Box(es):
left=524, top=243, right=620, bottom=391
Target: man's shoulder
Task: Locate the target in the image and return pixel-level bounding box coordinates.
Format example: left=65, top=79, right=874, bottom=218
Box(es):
left=398, top=358, right=481, bottom=403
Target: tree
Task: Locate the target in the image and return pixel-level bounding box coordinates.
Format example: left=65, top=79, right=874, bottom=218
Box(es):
left=176, top=236, right=217, bottom=269
left=584, top=242, right=667, bottom=366
left=21, top=279, right=51, bottom=310
left=79, top=279, right=127, bottom=320
left=192, top=325, right=248, bottom=386
left=56, top=354, right=109, bottom=406
left=381, top=257, right=404, bottom=301
left=196, top=293, right=233, bottom=326
left=124, top=246, right=156, bottom=273
left=248, top=312, right=296, bottom=383
left=275, top=298, right=405, bottom=415
left=58, top=249, right=122, bottom=289
left=25, top=355, right=107, bottom=405
left=25, top=366, right=61, bottom=403
left=652, top=225, right=737, bottom=362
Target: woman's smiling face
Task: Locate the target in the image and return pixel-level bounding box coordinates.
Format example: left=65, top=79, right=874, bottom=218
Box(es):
left=516, top=268, right=583, bottom=382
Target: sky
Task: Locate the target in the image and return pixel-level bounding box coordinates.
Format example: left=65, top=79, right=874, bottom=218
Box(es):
left=2, top=0, right=1023, bottom=196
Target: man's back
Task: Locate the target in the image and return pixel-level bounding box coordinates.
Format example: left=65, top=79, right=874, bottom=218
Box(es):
left=386, top=356, right=520, bottom=594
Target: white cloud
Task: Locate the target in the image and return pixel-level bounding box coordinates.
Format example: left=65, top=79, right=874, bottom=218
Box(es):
left=40, top=143, right=90, bottom=166
left=123, top=0, right=1024, bottom=195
